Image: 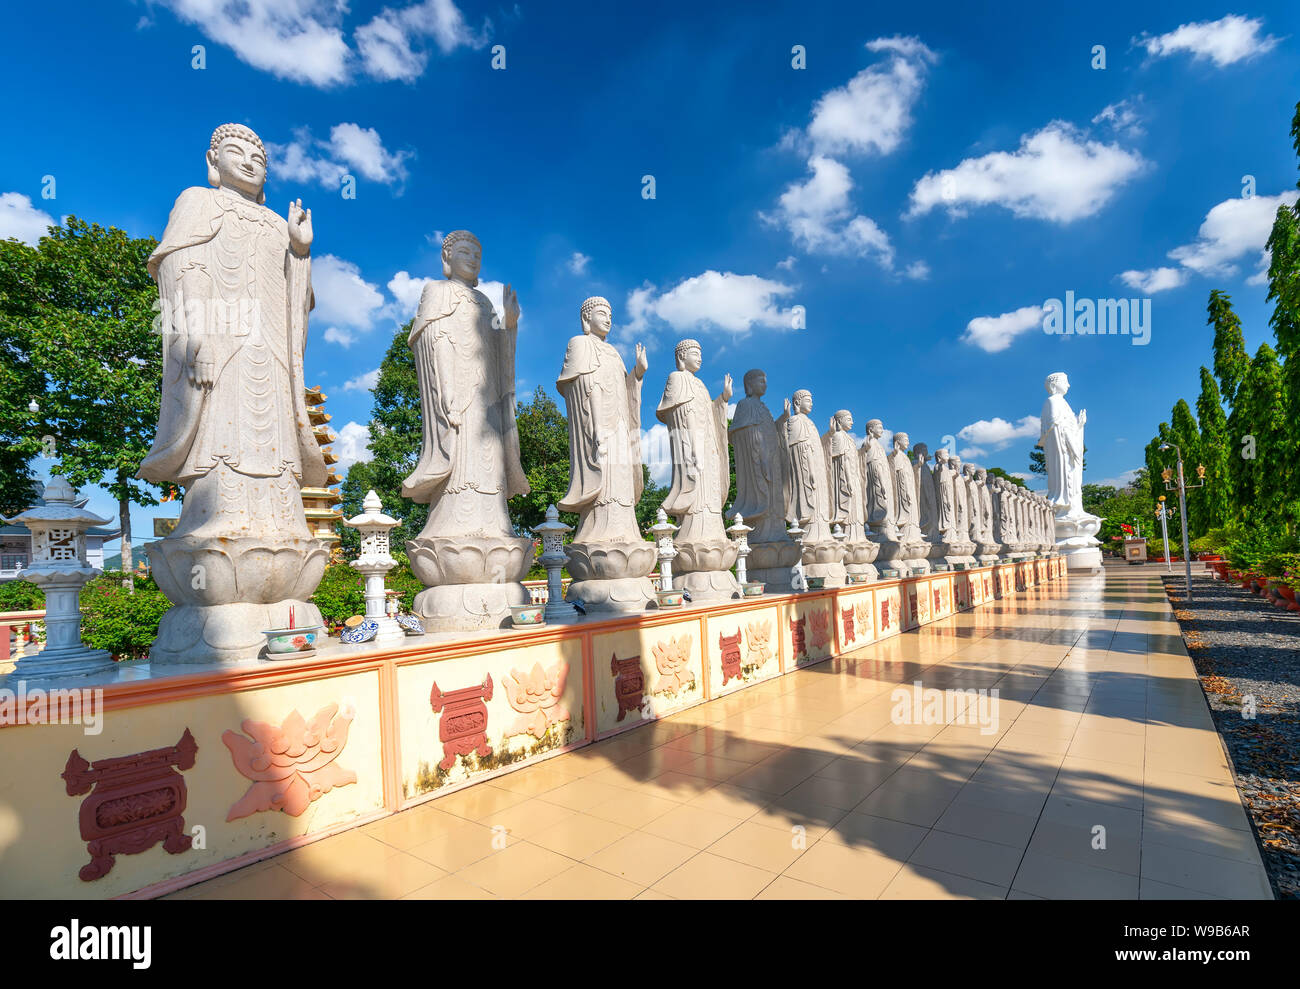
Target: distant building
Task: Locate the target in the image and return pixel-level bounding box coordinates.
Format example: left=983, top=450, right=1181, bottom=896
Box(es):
left=303, top=386, right=344, bottom=558
left=0, top=480, right=120, bottom=581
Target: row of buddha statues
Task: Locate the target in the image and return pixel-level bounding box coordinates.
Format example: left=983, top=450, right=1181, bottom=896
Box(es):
left=136, top=124, right=1063, bottom=664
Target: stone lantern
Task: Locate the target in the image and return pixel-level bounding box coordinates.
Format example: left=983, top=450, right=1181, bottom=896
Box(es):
left=787, top=520, right=808, bottom=591
left=3, top=476, right=114, bottom=677
left=649, top=508, right=678, bottom=592
left=726, top=513, right=753, bottom=586
left=343, top=490, right=404, bottom=646
left=532, top=505, right=578, bottom=621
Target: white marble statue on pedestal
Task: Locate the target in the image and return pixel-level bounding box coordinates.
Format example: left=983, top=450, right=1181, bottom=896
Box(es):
left=890, top=432, right=930, bottom=574
left=402, top=230, right=533, bottom=628
left=932, top=448, right=975, bottom=567
left=778, top=391, right=846, bottom=585
left=973, top=468, right=1001, bottom=562
left=729, top=369, right=800, bottom=591
left=825, top=410, right=879, bottom=580
left=138, top=123, right=330, bottom=664
left=555, top=297, right=657, bottom=611
left=656, top=340, right=740, bottom=600
left=859, top=420, right=910, bottom=576
left=1040, top=372, right=1102, bottom=569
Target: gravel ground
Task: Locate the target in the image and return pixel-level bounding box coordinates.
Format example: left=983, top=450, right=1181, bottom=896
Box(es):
left=1162, top=572, right=1300, bottom=900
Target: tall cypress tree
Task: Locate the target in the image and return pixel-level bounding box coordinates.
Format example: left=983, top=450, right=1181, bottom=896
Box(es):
left=1167, top=399, right=1202, bottom=538
left=1208, top=290, right=1249, bottom=408
left=1229, top=342, right=1286, bottom=523
left=1194, top=367, right=1231, bottom=531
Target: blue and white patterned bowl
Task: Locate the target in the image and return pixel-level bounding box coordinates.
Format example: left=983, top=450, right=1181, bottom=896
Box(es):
left=340, top=619, right=379, bottom=644
left=262, top=626, right=321, bottom=656
left=394, top=614, right=425, bottom=636
left=510, top=604, right=546, bottom=628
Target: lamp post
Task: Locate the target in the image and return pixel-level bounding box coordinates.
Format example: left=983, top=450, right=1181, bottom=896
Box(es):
left=1159, top=443, right=1205, bottom=600
left=343, top=490, right=405, bottom=645
left=533, top=505, right=578, bottom=621
left=649, top=508, right=678, bottom=592
left=726, top=513, right=752, bottom=587
left=1155, top=497, right=1173, bottom=573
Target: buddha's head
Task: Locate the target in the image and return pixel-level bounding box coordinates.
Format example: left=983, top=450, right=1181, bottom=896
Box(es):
left=1045, top=371, right=1069, bottom=396
left=867, top=418, right=884, bottom=439
left=913, top=442, right=929, bottom=462
left=963, top=463, right=977, bottom=478
left=675, top=339, right=702, bottom=373
left=743, top=369, right=766, bottom=398
left=580, top=296, right=612, bottom=338
left=833, top=409, right=853, bottom=432
left=935, top=447, right=950, bottom=465
left=976, top=467, right=988, bottom=482
left=442, top=230, right=482, bottom=285
left=792, top=389, right=812, bottom=415
left=951, top=455, right=963, bottom=471
left=207, top=123, right=267, bottom=204
left=893, top=431, right=910, bottom=453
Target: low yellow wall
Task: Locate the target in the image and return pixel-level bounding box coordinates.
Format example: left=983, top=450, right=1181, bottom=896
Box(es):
left=0, top=557, right=1065, bottom=899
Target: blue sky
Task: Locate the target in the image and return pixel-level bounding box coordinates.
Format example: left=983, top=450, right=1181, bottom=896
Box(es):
left=4, top=1, right=1299, bottom=543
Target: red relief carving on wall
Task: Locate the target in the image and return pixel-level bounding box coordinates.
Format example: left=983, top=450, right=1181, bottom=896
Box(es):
left=907, top=588, right=918, bottom=625
left=955, top=576, right=970, bottom=610
left=789, top=615, right=807, bottom=659
left=652, top=634, right=695, bottom=695
left=611, top=653, right=644, bottom=722
left=62, top=729, right=197, bottom=882
left=222, top=704, right=357, bottom=822
left=745, top=620, right=773, bottom=669
left=430, top=675, right=493, bottom=771
left=718, top=630, right=743, bottom=686
left=842, top=606, right=855, bottom=646
left=502, top=661, right=570, bottom=739
left=809, top=610, right=831, bottom=650
left=880, top=598, right=892, bottom=632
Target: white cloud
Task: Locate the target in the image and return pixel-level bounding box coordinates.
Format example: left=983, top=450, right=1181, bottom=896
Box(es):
left=1137, top=15, right=1280, bottom=67
left=958, top=415, right=1041, bottom=450
left=904, top=260, right=930, bottom=280
left=1091, top=99, right=1145, bottom=138
left=789, top=36, right=937, bottom=158
left=313, top=255, right=386, bottom=333
left=1119, top=266, right=1188, bottom=293
left=627, top=271, right=797, bottom=338
left=907, top=121, right=1147, bottom=223
left=762, top=155, right=896, bottom=267
left=776, top=256, right=797, bottom=270
left=342, top=368, right=380, bottom=393
left=1094, top=468, right=1141, bottom=490
left=1120, top=191, right=1299, bottom=291
left=356, top=0, right=487, bottom=81
left=268, top=123, right=410, bottom=189
left=323, top=326, right=356, bottom=347
left=567, top=251, right=591, bottom=275
left=0, top=192, right=55, bottom=245
left=959, top=447, right=987, bottom=460
left=387, top=270, right=433, bottom=314
left=332, top=420, right=373, bottom=474
left=152, top=0, right=484, bottom=87
left=962, top=305, right=1045, bottom=353
left=151, top=0, right=353, bottom=86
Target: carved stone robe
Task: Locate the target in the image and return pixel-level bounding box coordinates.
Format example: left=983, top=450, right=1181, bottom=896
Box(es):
left=402, top=278, right=528, bottom=537
left=556, top=332, right=643, bottom=543
left=657, top=370, right=729, bottom=546
left=934, top=460, right=957, bottom=539
left=825, top=427, right=867, bottom=542
left=860, top=436, right=898, bottom=540
left=729, top=396, right=788, bottom=545
left=784, top=411, right=832, bottom=541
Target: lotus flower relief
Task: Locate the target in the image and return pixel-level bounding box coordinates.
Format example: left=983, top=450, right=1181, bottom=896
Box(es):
left=744, top=619, right=772, bottom=668
left=222, top=703, right=357, bottom=821
left=652, top=634, right=695, bottom=694
left=501, top=661, right=571, bottom=739
left=854, top=601, right=872, bottom=636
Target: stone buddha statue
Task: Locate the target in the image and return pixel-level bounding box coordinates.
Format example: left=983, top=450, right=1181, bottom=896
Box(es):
left=729, top=369, right=799, bottom=591
left=139, top=122, right=329, bottom=664
left=824, top=409, right=878, bottom=580
left=859, top=419, right=909, bottom=576
left=402, top=230, right=533, bottom=629
left=890, top=431, right=929, bottom=574
left=555, top=296, right=656, bottom=611
left=779, top=390, right=845, bottom=585
left=656, top=339, right=739, bottom=600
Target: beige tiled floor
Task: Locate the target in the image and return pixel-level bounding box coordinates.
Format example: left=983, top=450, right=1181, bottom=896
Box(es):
left=171, top=566, right=1274, bottom=900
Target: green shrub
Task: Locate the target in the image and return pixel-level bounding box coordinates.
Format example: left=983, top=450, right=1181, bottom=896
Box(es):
left=1224, top=527, right=1298, bottom=575
left=0, top=579, right=44, bottom=612
left=79, top=571, right=171, bottom=661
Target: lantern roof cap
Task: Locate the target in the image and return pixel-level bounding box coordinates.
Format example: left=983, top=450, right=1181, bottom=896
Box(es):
left=2, top=475, right=111, bottom=528
left=344, top=489, right=399, bottom=529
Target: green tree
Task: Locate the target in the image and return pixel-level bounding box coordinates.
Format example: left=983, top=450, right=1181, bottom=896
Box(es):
left=1208, top=289, right=1249, bottom=408
left=1194, top=366, right=1232, bottom=531
left=0, top=239, right=46, bottom=513
left=511, top=386, right=576, bottom=534
left=1166, top=398, right=1202, bottom=537
left=15, top=218, right=164, bottom=584
left=1264, top=103, right=1300, bottom=525
left=1082, top=484, right=1117, bottom=515
left=986, top=466, right=1027, bottom=489
left=338, top=320, right=426, bottom=555
left=1228, top=343, right=1287, bottom=524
